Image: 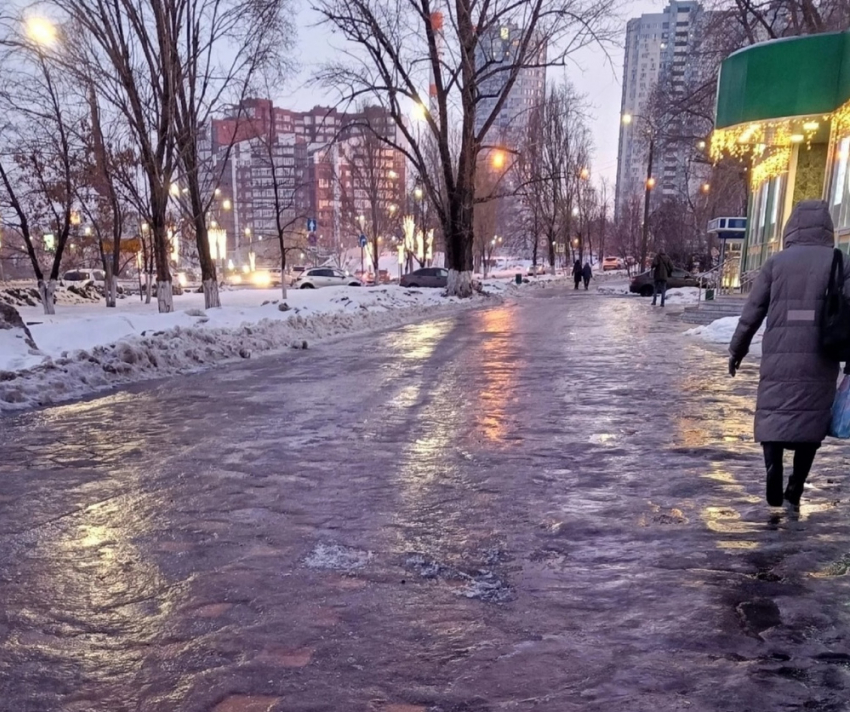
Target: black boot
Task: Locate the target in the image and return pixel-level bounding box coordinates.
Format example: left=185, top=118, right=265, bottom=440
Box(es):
left=763, top=443, right=785, bottom=507
left=785, top=444, right=819, bottom=508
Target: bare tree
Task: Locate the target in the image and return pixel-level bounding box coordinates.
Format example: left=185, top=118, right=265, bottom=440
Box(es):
left=337, top=115, right=404, bottom=284
left=0, top=16, right=84, bottom=313
left=313, top=0, right=615, bottom=296
left=519, top=83, right=592, bottom=274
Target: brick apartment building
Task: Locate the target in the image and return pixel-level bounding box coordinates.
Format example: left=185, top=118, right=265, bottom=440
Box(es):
left=202, top=100, right=406, bottom=266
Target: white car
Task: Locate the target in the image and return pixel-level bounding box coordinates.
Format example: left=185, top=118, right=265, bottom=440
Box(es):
left=293, top=268, right=362, bottom=289
left=602, top=257, right=623, bottom=271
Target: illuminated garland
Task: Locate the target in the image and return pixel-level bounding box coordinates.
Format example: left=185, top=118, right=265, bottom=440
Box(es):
left=749, top=147, right=791, bottom=189
left=710, top=115, right=826, bottom=162
left=830, top=100, right=850, bottom=140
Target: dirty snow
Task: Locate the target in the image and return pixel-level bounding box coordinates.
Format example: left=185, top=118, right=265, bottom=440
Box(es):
left=686, top=315, right=765, bottom=357
left=304, top=543, right=373, bottom=572
left=0, top=283, right=519, bottom=410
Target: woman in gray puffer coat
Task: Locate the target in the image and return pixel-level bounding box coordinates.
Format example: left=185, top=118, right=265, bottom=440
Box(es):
left=730, top=200, right=850, bottom=508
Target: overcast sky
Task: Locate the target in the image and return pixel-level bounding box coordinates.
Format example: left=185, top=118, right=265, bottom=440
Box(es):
left=280, top=0, right=666, bottom=185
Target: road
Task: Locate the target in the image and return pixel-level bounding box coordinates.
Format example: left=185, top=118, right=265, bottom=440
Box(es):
left=2, top=289, right=850, bottom=712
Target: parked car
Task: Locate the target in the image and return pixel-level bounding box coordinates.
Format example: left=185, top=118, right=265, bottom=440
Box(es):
left=63, top=269, right=106, bottom=286
left=602, top=256, right=623, bottom=271
left=527, top=263, right=548, bottom=276
left=293, top=268, right=362, bottom=289
left=629, top=267, right=699, bottom=297
left=399, top=267, right=449, bottom=289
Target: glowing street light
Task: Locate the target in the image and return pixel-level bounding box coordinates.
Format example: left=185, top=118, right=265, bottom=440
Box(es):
left=170, top=182, right=180, bottom=197
left=411, top=102, right=428, bottom=122
left=222, top=199, right=232, bottom=210
left=26, top=17, right=57, bottom=47
left=572, top=206, right=580, bottom=217
left=621, top=113, right=633, bottom=125
left=413, top=187, right=423, bottom=200
left=646, top=177, right=657, bottom=190
left=214, top=188, right=222, bottom=197
left=141, top=222, right=149, bottom=233
left=579, top=167, right=590, bottom=180
left=491, top=150, right=506, bottom=170
left=701, top=182, right=711, bottom=194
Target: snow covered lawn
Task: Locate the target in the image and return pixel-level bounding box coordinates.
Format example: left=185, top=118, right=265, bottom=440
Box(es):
left=0, top=282, right=519, bottom=410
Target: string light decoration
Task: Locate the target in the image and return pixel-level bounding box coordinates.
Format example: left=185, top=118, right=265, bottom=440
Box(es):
left=830, top=100, right=850, bottom=140
left=749, top=147, right=791, bottom=189
left=711, top=113, right=832, bottom=190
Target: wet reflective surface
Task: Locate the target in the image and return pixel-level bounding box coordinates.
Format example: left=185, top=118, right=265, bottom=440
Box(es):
left=2, top=289, right=850, bottom=711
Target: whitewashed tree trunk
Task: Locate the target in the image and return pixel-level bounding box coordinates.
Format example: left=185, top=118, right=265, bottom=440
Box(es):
left=144, top=273, right=152, bottom=304
left=105, top=271, right=117, bottom=308
left=446, top=269, right=473, bottom=298
left=156, top=281, right=174, bottom=313
left=280, top=282, right=288, bottom=300
left=38, top=279, right=57, bottom=315
left=203, top=278, right=221, bottom=308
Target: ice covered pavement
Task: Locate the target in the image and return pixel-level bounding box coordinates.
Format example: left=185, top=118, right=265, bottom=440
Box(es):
left=2, top=289, right=850, bottom=711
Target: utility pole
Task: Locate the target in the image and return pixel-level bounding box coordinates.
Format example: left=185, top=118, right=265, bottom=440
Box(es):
left=640, top=136, right=655, bottom=272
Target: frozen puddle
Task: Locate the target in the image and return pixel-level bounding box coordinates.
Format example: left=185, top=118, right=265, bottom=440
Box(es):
left=405, top=553, right=513, bottom=603
left=304, top=543, right=373, bottom=572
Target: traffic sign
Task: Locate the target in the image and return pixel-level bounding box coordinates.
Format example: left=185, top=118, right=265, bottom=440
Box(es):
left=308, top=233, right=318, bottom=246
left=306, top=218, right=317, bottom=233
left=359, top=234, right=367, bottom=248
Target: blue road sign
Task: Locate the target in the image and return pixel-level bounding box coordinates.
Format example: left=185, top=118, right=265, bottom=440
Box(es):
left=359, top=234, right=367, bottom=248
left=306, top=218, right=317, bottom=233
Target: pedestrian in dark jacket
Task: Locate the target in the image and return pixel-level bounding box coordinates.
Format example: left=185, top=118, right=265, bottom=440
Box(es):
left=572, top=259, right=582, bottom=290
left=582, top=262, right=592, bottom=290
left=650, top=249, right=675, bottom=307
left=729, top=200, right=850, bottom=508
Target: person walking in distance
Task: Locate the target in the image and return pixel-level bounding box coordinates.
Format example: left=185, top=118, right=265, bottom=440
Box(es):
left=650, top=248, right=674, bottom=307
left=582, top=261, right=593, bottom=290
left=729, top=200, right=850, bottom=508
left=572, top=259, right=582, bottom=290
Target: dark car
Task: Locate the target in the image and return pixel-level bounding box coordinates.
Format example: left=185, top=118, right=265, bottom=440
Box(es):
left=399, top=267, right=449, bottom=289
left=629, top=267, right=699, bottom=297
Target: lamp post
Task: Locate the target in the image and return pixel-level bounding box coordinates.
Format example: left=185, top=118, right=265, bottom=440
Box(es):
left=623, top=113, right=658, bottom=271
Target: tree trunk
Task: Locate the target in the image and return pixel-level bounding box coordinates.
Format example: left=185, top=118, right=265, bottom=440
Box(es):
left=38, top=279, right=57, bottom=315
left=444, top=193, right=475, bottom=298
left=145, top=273, right=152, bottom=304
left=203, top=278, right=221, bottom=308
left=157, top=281, right=173, bottom=313
left=447, top=269, right=473, bottom=297
left=105, top=262, right=117, bottom=308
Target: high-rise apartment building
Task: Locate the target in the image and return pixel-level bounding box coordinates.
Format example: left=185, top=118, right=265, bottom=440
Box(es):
left=474, top=22, right=546, bottom=148
left=202, top=101, right=405, bottom=264
left=615, top=1, right=708, bottom=219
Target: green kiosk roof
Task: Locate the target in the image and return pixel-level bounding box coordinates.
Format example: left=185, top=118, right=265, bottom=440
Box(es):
left=716, top=31, right=850, bottom=129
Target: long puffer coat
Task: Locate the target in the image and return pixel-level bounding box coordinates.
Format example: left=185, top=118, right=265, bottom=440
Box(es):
left=730, top=200, right=850, bottom=443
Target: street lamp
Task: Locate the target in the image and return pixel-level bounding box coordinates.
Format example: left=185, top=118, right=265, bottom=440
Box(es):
left=572, top=206, right=580, bottom=217
left=701, top=182, right=711, bottom=194
left=222, top=199, right=232, bottom=211
left=621, top=113, right=633, bottom=126
left=579, top=167, right=590, bottom=180
left=413, top=187, right=423, bottom=200
left=491, top=149, right=506, bottom=170
left=646, top=177, right=656, bottom=190
left=25, top=17, right=57, bottom=46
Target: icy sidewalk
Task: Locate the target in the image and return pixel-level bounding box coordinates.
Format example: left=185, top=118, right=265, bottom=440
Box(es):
left=0, top=280, right=529, bottom=410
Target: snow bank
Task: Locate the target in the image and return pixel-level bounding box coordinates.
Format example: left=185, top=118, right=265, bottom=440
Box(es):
left=686, top=315, right=764, bottom=356
left=663, top=287, right=700, bottom=305
left=0, top=284, right=512, bottom=410
left=596, top=283, right=632, bottom=296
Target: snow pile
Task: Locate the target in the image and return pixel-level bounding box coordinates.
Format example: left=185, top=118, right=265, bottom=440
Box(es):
left=0, top=283, right=102, bottom=308
left=597, top=283, right=632, bottom=296
left=663, top=287, right=700, bottom=305
left=0, top=285, right=503, bottom=410
left=686, top=315, right=765, bottom=356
